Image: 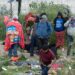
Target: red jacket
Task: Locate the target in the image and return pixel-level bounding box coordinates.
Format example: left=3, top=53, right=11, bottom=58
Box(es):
left=4, top=19, right=25, bottom=51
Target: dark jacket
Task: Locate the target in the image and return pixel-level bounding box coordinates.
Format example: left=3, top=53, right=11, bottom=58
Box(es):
left=54, top=17, right=65, bottom=32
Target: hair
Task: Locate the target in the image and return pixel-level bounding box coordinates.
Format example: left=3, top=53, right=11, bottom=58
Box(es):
left=42, top=44, right=49, bottom=51
left=49, top=43, right=56, bottom=48
left=57, top=12, right=63, bottom=18
left=35, top=16, right=40, bottom=23
left=40, top=13, right=47, bottom=16
left=40, top=13, right=47, bottom=19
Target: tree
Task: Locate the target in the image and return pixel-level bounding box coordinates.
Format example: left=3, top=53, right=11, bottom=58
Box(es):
left=16, top=0, right=22, bottom=16
left=0, top=5, right=10, bottom=16
left=29, top=2, right=72, bottom=21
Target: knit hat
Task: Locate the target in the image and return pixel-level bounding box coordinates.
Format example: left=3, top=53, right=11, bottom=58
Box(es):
left=12, top=15, right=18, bottom=21
left=42, top=44, right=49, bottom=50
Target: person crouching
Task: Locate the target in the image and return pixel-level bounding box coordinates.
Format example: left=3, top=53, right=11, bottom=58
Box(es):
left=39, top=44, right=55, bottom=75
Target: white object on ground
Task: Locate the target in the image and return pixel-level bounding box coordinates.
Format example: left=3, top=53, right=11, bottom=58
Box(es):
left=2, top=67, right=7, bottom=71
left=69, top=66, right=72, bottom=70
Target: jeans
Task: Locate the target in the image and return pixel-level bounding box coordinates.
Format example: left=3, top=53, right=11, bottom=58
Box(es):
left=25, top=44, right=31, bottom=52
left=37, top=38, right=48, bottom=50
left=8, top=44, right=18, bottom=57
left=41, top=65, right=49, bottom=75
left=30, top=35, right=37, bottom=56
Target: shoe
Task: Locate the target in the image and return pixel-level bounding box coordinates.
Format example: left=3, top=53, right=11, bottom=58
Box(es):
left=30, top=54, right=34, bottom=57
left=11, top=56, right=20, bottom=62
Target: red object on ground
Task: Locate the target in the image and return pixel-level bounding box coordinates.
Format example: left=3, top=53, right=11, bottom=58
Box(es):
left=51, top=64, right=59, bottom=71
left=11, top=56, right=20, bottom=62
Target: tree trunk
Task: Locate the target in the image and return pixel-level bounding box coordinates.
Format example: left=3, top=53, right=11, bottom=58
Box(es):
left=18, top=0, right=21, bottom=16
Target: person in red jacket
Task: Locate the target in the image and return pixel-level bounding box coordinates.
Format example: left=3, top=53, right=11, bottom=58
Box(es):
left=4, top=15, right=24, bottom=58
left=25, top=12, right=35, bottom=27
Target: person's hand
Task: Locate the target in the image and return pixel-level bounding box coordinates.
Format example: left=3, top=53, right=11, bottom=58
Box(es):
left=69, top=18, right=72, bottom=21
left=48, top=64, right=51, bottom=68
left=48, top=59, right=56, bottom=68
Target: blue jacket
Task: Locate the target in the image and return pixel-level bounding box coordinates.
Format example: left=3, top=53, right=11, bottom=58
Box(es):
left=35, top=21, right=53, bottom=38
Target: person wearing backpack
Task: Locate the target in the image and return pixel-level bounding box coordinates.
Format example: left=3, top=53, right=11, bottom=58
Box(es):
left=54, top=12, right=65, bottom=51
left=35, top=13, right=53, bottom=50
left=64, top=17, right=75, bottom=56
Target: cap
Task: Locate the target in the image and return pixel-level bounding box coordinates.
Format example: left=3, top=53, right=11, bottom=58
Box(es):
left=41, top=15, right=48, bottom=20
left=12, top=15, right=18, bottom=20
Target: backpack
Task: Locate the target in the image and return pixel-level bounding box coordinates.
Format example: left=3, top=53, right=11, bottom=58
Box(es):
left=36, top=22, right=50, bottom=32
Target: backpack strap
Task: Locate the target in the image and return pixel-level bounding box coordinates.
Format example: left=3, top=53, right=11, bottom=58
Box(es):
left=46, top=22, right=51, bottom=31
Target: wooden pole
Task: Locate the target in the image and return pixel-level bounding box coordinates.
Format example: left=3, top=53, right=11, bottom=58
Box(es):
left=10, top=2, right=13, bottom=18
left=18, top=0, right=22, bottom=16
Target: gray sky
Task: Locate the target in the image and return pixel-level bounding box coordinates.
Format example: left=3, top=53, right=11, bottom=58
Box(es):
left=0, top=0, right=75, bottom=15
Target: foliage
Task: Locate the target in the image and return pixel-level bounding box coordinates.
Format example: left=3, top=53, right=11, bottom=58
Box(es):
left=29, top=2, right=72, bottom=44
left=48, top=56, right=75, bottom=75
left=18, top=14, right=26, bottom=33
left=0, top=21, right=6, bottom=40
left=0, top=5, right=10, bottom=40
left=29, top=2, right=71, bottom=21
left=0, top=5, right=10, bottom=16
left=18, top=14, right=25, bottom=24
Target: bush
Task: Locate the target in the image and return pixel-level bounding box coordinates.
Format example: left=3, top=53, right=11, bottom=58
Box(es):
left=0, top=21, right=6, bottom=40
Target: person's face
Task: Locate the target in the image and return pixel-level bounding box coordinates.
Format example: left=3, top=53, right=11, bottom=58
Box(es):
left=44, top=49, right=49, bottom=52
left=58, top=15, right=61, bottom=18
left=40, top=18, right=46, bottom=22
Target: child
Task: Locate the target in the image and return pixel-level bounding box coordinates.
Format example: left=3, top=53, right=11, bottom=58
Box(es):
left=39, top=44, right=55, bottom=75
left=4, top=15, right=24, bottom=60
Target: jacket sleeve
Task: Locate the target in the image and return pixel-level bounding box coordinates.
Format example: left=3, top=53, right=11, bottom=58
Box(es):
left=47, top=22, right=53, bottom=37
left=64, top=19, right=71, bottom=27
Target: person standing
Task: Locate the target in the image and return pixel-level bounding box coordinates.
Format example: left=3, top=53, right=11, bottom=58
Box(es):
left=54, top=12, right=65, bottom=51
left=64, top=17, right=75, bottom=56
left=35, top=13, right=53, bottom=50
left=4, top=15, right=24, bottom=59
left=29, top=16, right=39, bottom=56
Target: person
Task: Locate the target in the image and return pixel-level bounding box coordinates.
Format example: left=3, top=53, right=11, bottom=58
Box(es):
left=39, top=44, right=55, bottom=75
left=4, top=15, right=24, bottom=59
left=64, top=17, right=75, bottom=56
left=25, top=12, right=36, bottom=27
left=29, top=16, right=39, bottom=56
left=24, top=27, right=31, bottom=52
left=54, top=12, right=65, bottom=51
left=35, top=13, right=53, bottom=50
